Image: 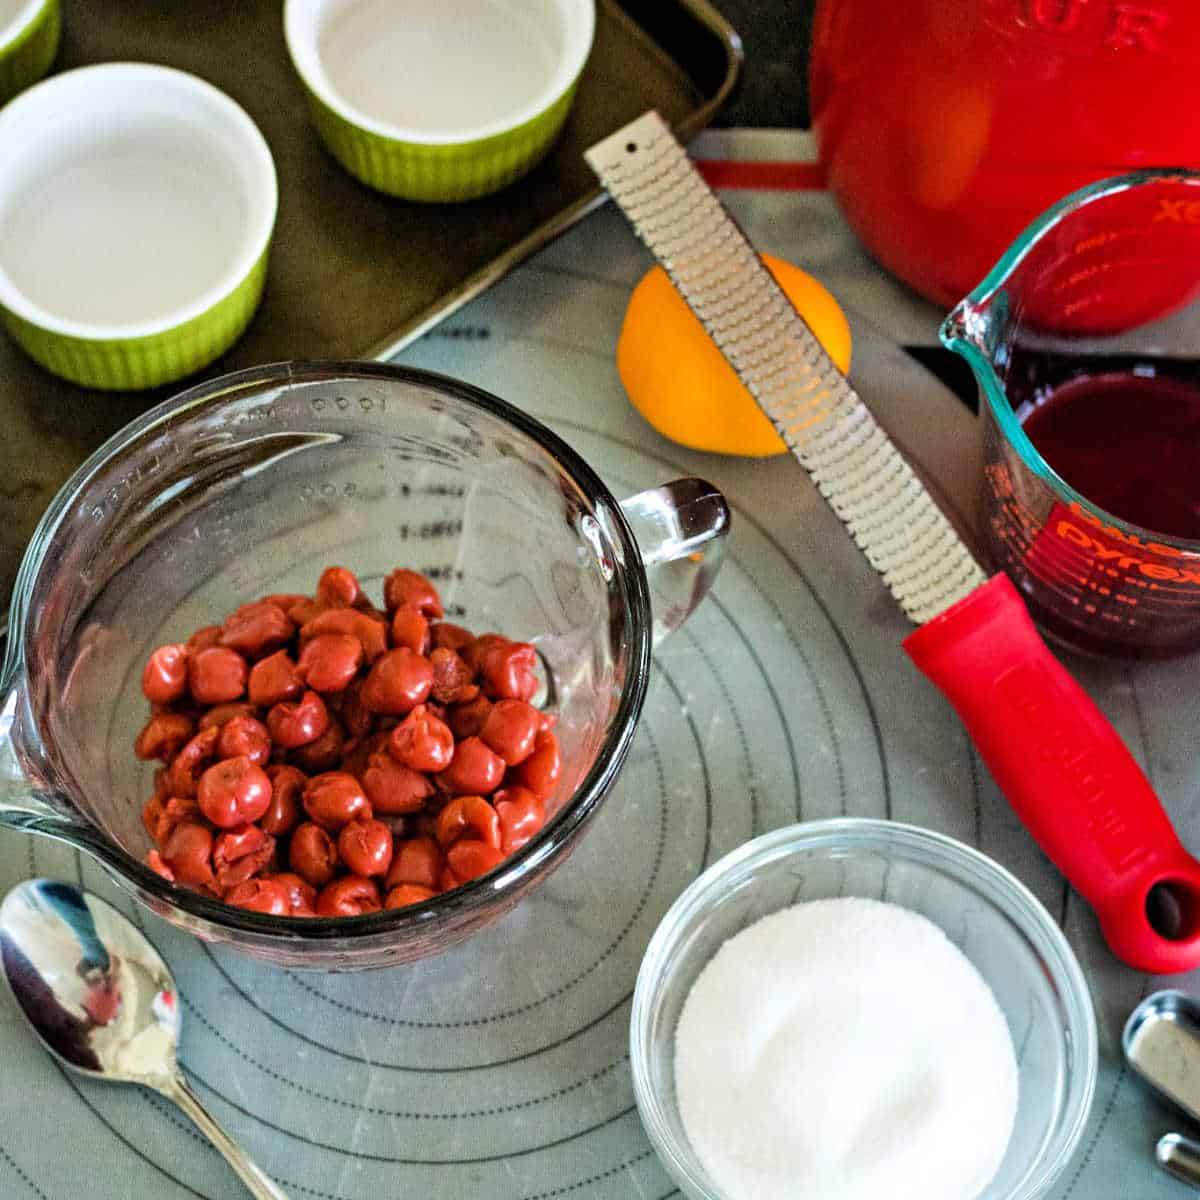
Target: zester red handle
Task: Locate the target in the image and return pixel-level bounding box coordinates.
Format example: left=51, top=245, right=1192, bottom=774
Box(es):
left=903, top=573, right=1200, bottom=974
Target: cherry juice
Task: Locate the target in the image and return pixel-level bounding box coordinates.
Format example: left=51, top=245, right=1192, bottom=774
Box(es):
left=983, top=362, right=1200, bottom=658
left=1020, top=371, right=1200, bottom=541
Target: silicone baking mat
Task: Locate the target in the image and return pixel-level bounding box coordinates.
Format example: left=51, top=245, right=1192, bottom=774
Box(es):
left=0, top=188, right=1195, bottom=1196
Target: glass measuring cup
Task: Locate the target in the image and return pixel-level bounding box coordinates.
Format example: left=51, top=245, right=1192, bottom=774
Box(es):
left=0, top=362, right=729, bottom=969
left=942, top=169, right=1200, bottom=659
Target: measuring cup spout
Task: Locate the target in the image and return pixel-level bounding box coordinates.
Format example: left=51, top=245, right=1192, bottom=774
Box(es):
left=0, top=683, right=96, bottom=852
left=940, top=296, right=1002, bottom=362
left=619, top=478, right=729, bottom=646
left=940, top=295, right=1012, bottom=422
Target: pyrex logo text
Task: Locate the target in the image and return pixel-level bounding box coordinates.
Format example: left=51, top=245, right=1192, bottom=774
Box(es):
left=1054, top=504, right=1200, bottom=583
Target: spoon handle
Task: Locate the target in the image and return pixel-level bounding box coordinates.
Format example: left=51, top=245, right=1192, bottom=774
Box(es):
left=162, top=1073, right=290, bottom=1200
left=1159, top=1133, right=1200, bottom=1189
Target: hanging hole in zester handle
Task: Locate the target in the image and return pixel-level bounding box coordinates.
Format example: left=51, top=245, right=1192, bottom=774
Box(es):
left=1146, top=878, right=1200, bottom=943
left=1094, top=856, right=1200, bottom=973
left=1101, top=868, right=1200, bottom=973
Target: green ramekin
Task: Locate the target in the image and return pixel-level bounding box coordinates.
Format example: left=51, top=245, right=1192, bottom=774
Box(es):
left=0, top=0, right=59, bottom=109
left=0, top=63, right=278, bottom=391
left=301, top=77, right=582, bottom=204
left=1, top=250, right=270, bottom=391
left=284, top=0, right=595, bottom=203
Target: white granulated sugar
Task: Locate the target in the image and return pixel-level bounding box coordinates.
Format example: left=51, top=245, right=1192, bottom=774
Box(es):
left=674, top=897, right=1018, bottom=1200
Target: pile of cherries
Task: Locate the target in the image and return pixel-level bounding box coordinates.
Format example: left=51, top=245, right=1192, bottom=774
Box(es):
left=136, top=566, right=560, bottom=917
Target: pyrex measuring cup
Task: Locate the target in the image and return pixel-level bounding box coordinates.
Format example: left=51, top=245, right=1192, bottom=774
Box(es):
left=0, top=362, right=729, bottom=969
left=942, top=169, right=1200, bottom=659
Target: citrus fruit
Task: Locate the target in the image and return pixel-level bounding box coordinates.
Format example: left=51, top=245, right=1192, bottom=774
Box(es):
left=616, top=253, right=852, bottom=457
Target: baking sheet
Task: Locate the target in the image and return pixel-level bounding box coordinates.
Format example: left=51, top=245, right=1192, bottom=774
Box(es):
left=0, top=0, right=741, bottom=600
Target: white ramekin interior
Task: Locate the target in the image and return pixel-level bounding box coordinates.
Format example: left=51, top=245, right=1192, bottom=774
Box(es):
left=0, top=63, right=277, bottom=339
left=0, top=0, right=43, bottom=50
left=284, top=0, right=595, bottom=144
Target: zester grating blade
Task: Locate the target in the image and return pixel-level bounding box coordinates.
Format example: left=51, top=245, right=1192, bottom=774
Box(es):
left=585, top=112, right=986, bottom=625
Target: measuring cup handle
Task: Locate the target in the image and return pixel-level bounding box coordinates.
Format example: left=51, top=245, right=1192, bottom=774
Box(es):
left=904, top=573, right=1200, bottom=974
left=619, top=478, right=730, bottom=647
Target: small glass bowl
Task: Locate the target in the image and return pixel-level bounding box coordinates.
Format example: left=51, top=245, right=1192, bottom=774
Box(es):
left=631, top=818, right=1098, bottom=1200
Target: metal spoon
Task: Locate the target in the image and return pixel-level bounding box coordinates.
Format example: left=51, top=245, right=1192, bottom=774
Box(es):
left=1159, top=1133, right=1200, bottom=1189
left=0, top=878, right=288, bottom=1199
left=1124, top=990, right=1200, bottom=1190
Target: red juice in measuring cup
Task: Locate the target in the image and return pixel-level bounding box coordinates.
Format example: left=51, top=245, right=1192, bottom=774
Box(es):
left=1022, top=373, right=1200, bottom=540
left=982, top=369, right=1200, bottom=658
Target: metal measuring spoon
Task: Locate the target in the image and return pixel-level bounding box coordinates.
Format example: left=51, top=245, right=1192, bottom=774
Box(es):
left=1124, top=990, right=1200, bottom=1191
left=0, top=879, right=288, bottom=1199
left=1158, top=1133, right=1200, bottom=1189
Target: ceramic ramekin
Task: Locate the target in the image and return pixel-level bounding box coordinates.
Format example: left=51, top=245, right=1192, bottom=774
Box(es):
left=284, top=0, right=595, bottom=202
left=0, top=0, right=58, bottom=108
left=0, top=63, right=277, bottom=390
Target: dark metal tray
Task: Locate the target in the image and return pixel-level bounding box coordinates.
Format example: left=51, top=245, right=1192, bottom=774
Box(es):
left=0, top=0, right=741, bottom=597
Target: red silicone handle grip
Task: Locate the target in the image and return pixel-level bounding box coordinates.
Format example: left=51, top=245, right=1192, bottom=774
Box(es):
left=904, top=574, right=1200, bottom=974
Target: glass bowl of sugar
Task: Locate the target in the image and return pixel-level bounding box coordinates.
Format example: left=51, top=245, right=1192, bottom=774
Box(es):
left=630, top=818, right=1097, bottom=1200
